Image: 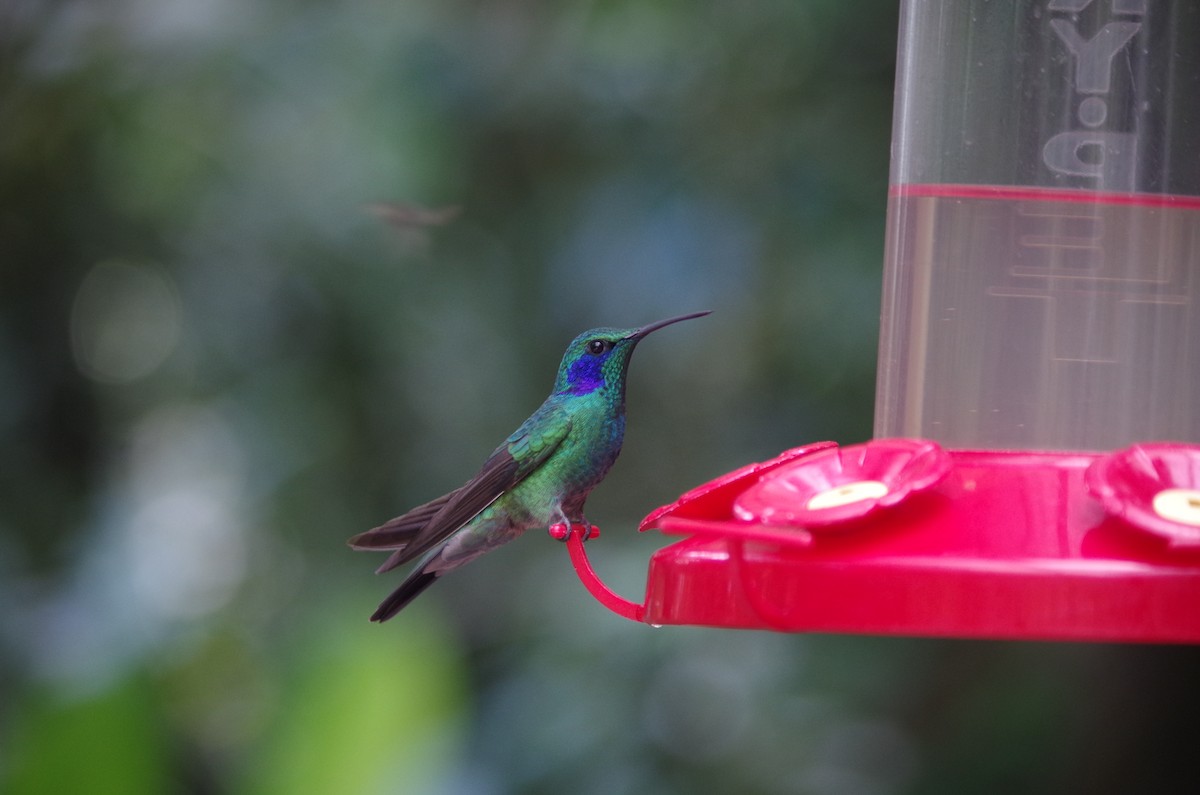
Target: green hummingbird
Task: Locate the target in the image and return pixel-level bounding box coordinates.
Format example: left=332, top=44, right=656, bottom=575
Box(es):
left=348, top=310, right=710, bottom=622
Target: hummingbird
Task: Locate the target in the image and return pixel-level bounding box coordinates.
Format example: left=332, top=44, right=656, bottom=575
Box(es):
left=348, top=310, right=710, bottom=622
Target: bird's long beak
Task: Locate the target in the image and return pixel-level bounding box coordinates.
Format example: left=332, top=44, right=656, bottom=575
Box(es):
left=625, top=310, right=712, bottom=341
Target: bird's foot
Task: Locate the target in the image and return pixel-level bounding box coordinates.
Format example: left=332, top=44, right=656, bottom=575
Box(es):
left=548, top=523, right=600, bottom=541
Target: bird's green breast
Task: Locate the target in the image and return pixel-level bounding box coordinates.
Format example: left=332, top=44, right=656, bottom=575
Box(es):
left=501, top=392, right=625, bottom=524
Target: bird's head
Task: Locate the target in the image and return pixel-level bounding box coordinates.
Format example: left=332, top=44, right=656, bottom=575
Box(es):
left=552, top=311, right=711, bottom=398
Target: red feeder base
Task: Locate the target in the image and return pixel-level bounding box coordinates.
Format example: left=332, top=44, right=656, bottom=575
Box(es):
left=565, top=440, right=1200, bottom=643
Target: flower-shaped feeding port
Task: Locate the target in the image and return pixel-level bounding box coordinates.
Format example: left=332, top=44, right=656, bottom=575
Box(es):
left=1086, top=443, right=1200, bottom=549
left=732, top=438, right=953, bottom=529
left=638, top=442, right=837, bottom=533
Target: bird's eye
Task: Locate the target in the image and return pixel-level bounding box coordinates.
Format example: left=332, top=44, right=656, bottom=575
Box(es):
left=587, top=339, right=610, bottom=355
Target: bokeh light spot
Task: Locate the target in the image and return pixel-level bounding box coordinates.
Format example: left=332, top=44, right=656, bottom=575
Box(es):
left=70, top=260, right=181, bottom=384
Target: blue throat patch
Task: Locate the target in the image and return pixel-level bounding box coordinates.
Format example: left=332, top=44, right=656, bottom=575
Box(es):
left=564, top=355, right=606, bottom=395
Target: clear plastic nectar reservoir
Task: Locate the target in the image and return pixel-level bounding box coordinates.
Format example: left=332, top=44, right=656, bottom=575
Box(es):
left=875, top=0, right=1200, bottom=450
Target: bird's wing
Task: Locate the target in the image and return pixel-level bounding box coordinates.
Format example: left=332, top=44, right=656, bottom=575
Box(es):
left=346, top=492, right=457, bottom=550
left=363, top=405, right=573, bottom=573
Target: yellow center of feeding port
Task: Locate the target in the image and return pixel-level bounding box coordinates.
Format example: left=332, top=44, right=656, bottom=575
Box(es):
left=1152, top=488, right=1200, bottom=527
left=806, top=480, right=889, bottom=511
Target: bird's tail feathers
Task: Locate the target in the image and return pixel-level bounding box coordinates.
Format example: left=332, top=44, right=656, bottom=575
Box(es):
left=370, top=567, right=441, bottom=622
left=374, top=547, right=411, bottom=574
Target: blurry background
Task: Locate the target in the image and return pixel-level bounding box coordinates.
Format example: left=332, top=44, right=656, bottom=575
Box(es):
left=2, top=1, right=1198, bottom=793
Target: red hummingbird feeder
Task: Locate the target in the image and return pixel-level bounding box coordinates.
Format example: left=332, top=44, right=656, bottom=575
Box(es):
left=560, top=0, right=1200, bottom=642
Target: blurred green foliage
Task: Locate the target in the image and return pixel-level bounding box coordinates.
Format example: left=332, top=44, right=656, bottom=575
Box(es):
left=6, top=674, right=171, bottom=794
left=2, top=1, right=1198, bottom=794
